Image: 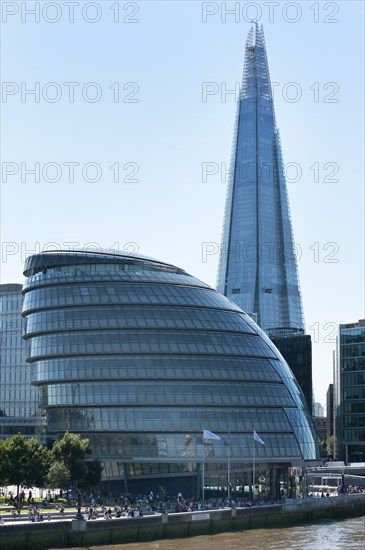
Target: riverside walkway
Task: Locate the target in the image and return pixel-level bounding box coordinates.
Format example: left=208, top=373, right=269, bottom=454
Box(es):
left=1, top=494, right=365, bottom=550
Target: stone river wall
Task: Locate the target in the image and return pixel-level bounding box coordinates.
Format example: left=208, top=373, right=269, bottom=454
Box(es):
left=0, top=493, right=364, bottom=550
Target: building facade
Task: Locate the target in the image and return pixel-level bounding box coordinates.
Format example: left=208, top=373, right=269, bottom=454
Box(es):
left=270, top=331, right=313, bottom=413
left=312, top=417, right=327, bottom=444
left=313, top=403, right=324, bottom=418
left=326, top=383, right=334, bottom=439
left=216, top=24, right=305, bottom=335
left=0, top=284, right=41, bottom=439
left=22, top=249, right=318, bottom=496
left=335, top=320, right=365, bottom=463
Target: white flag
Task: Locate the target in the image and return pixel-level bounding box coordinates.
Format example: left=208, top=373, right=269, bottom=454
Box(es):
left=253, top=430, right=265, bottom=445
left=203, top=429, right=221, bottom=441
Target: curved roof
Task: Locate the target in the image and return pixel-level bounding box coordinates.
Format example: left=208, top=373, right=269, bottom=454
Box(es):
left=23, top=248, right=186, bottom=277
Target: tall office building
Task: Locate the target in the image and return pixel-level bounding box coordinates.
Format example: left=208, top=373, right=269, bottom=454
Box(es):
left=335, top=320, right=365, bottom=463
left=0, top=284, right=41, bottom=439
left=217, top=24, right=304, bottom=335
left=216, top=24, right=312, bottom=411
left=270, top=331, right=312, bottom=412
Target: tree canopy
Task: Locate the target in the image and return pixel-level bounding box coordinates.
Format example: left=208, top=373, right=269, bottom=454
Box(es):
left=46, top=461, right=71, bottom=491
left=51, top=431, right=93, bottom=486
left=0, top=434, right=50, bottom=494
left=0, top=432, right=102, bottom=494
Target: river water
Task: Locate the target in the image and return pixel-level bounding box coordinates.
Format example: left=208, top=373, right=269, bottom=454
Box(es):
left=54, top=516, right=364, bottom=550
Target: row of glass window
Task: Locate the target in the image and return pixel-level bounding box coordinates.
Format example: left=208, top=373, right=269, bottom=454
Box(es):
left=342, top=387, right=365, bottom=400
left=340, top=344, right=365, bottom=359
left=32, top=357, right=281, bottom=384
left=24, top=253, right=184, bottom=277
left=342, top=428, right=365, bottom=443
left=46, top=262, right=177, bottom=275
left=65, top=431, right=302, bottom=460
left=22, top=283, right=239, bottom=313
left=46, top=406, right=310, bottom=439
left=342, top=372, right=365, bottom=385
left=343, top=415, right=365, bottom=428
left=88, top=442, right=301, bottom=461
left=0, top=382, right=36, bottom=396
left=24, top=270, right=206, bottom=292
left=0, top=336, right=24, bottom=349
left=100, top=461, right=278, bottom=479
left=101, top=461, right=197, bottom=478
left=346, top=447, right=365, bottom=463
left=269, top=361, right=307, bottom=412
left=45, top=381, right=294, bottom=407
left=341, top=330, right=365, bottom=344
left=27, top=329, right=263, bottom=348
left=0, top=317, right=23, bottom=331
left=0, top=295, right=23, bottom=312
left=284, top=408, right=318, bottom=459
left=341, top=358, right=365, bottom=372
left=27, top=331, right=274, bottom=360
left=25, top=306, right=256, bottom=336
left=342, top=402, right=365, bottom=414
left=54, top=380, right=292, bottom=399
left=0, top=403, right=39, bottom=416
left=0, top=353, right=27, bottom=366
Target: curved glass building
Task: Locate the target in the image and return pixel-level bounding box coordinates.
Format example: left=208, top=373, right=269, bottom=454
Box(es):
left=22, top=249, right=318, bottom=497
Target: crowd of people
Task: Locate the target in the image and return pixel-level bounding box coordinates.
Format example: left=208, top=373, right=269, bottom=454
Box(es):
left=337, top=484, right=365, bottom=495
left=84, top=504, right=144, bottom=520
left=28, top=505, right=49, bottom=523
left=75, top=490, right=282, bottom=520
left=1, top=483, right=365, bottom=525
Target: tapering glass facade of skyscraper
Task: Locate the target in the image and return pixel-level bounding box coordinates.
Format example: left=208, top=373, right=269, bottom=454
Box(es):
left=217, top=25, right=305, bottom=335
left=0, top=284, right=41, bottom=439
left=22, top=249, right=318, bottom=495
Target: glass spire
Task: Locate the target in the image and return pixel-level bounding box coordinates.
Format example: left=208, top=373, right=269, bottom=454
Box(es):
left=217, top=24, right=305, bottom=335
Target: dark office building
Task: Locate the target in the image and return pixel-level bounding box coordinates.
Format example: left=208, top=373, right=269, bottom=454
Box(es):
left=326, top=384, right=334, bottom=439
left=336, top=320, right=365, bottom=463
left=22, top=249, right=319, bottom=496
left=312, top=417, right=327, bottom=443
left=270, top=331, right=313, bottom=414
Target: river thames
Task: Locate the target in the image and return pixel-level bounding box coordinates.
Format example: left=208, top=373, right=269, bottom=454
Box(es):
left=53, top=516, right=364, bottom=550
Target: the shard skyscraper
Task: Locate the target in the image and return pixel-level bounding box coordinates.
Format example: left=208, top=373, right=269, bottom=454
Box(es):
left=217, top=24, right=305, bottom=336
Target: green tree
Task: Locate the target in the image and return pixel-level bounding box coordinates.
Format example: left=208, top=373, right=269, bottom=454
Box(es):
left=1, top=434, right=50, bottom=496
left=51, top=432, right=101, bottom=489
left=27, top=437, right=51, bottom=488
left=79, top=460, right=103, bottom=489
left=46, top=461, right=71, bottom=492
left=317, top=437, right=327, bottom=459
left=0, top=439, right=8, bottom=486
left=326, top=435, right=338, bottom=458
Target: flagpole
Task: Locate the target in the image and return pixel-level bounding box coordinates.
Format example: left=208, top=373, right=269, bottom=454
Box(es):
left=227, top=434, right=230, bottom=502
left=201, top=429, right=220, bottom=504
left=202, top=437, right=205, bottom=503
left=252, top=435, right=255, bottom=501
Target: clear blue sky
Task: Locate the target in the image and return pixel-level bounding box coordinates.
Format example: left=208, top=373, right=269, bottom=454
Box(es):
left=1, top=1, right=364, bottom=408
